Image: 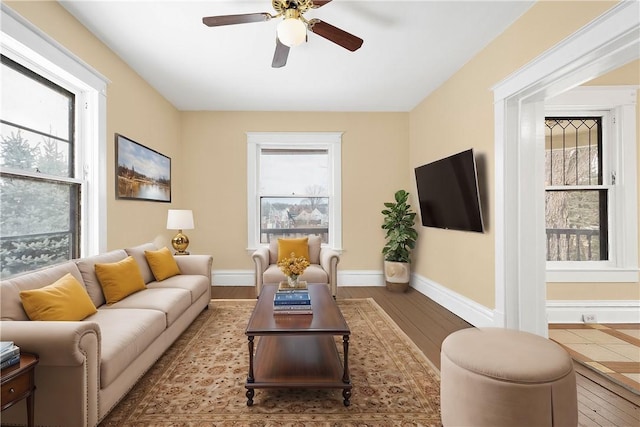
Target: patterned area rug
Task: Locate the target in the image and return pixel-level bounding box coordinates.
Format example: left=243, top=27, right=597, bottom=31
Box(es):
left=100, top=298, right=441, bottom=426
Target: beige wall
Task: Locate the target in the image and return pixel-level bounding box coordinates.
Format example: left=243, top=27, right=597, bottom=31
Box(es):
left=408, top=0, right=633, bottom=309
left=180, top=112, right=409, bottom=271
left=5, top=1, right=183, bottom=250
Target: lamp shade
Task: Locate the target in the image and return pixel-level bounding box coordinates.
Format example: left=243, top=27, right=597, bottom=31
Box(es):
left=167, top=209, right=194, bottom=230
left=277, top=18, right=306, bottom=47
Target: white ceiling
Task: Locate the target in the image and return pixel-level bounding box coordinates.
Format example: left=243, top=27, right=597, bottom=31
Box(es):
left=59, top=0, right=534, bottom=112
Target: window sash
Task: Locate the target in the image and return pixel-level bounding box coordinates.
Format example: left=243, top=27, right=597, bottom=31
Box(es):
left=545, top=188, right=608, bottom=261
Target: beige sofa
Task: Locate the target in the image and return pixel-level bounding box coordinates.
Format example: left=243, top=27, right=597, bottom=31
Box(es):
left=251, top=235, right=339, bottom=297
left=0, top=243, right=212, bottom=427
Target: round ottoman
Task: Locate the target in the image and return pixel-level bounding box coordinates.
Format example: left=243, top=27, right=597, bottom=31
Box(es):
left=440, top=328, right=577, bottom=427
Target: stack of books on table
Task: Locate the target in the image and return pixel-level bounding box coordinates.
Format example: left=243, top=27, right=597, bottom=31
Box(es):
left=1, top=341, right=20, bottom=370
left=273, top=290, right=312, bottom=315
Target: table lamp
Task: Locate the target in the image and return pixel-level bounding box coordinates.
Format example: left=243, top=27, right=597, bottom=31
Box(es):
left=166, top=209, right=194, bottom=255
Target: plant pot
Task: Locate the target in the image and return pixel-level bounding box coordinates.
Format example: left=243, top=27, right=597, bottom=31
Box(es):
left=384, top=260, right=410, bottom=292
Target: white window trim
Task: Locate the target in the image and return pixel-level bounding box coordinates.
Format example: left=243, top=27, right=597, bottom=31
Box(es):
left=492, top=0, right=638, bottom=336
left=247, top=132, right=342, bottom=252
left=545, top=86, right=638, bottom=282
left=1, top=4, right=109, bottom=256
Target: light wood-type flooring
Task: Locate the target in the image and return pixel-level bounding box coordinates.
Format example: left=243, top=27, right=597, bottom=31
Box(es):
left=212, top=285, right=640, bottom=426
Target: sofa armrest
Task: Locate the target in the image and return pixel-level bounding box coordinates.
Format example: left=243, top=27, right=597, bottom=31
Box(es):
left=251, top=247, right=270, bottom=297
left=0, top=320, right=101, bottom=366
left=319, top=248, right=340, bottom=297
left=1, top=320, right=101, bottom=426
left=174, top=254, right=213, bottom=281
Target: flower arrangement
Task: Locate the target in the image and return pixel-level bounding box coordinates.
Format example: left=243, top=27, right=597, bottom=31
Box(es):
left=277, top=252, right=310, bottom=280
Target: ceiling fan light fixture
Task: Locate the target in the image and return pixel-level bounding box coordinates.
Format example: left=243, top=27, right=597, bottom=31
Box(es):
left=277, top=18, right=306, bottom=47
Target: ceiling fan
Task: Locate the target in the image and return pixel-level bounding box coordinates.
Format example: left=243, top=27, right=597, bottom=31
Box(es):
left=202, top=0, right=364, bottom=68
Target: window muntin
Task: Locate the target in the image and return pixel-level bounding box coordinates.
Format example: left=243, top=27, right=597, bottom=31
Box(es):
left=544, top=117, right=608, bottom=262
left=0, top=55, right=80, bottom=278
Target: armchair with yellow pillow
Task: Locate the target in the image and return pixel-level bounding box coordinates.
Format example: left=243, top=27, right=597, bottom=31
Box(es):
left=251, top=235, right=340, bottom=297
left=0, top=242, right=212, bottom=427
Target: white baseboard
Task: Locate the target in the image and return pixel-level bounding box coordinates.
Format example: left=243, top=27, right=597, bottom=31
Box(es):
left=546, top=300, right=640, bottom=323
left=337, top=270, right=385, bottom=286
left=212, top=270, right=253, bottom=286
left=411, top=273, right=495, bottom=327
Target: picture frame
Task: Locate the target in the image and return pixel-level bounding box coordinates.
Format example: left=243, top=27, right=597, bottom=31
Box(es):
left=115, top=134, right=171, bottom=202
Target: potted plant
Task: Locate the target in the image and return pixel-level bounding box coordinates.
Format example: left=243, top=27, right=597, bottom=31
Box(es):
left=381, top=189, right=418, bottom=292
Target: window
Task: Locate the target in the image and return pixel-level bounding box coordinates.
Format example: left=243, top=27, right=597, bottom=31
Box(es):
left=247, top=132, right=342, bottom=250
left=545, top=116, right=608, bottom=261
left=0, top=55, right=80, bottom=277
left=545, top=86, right=638, bottom=282
left=1, top=6, right=107, bottom=278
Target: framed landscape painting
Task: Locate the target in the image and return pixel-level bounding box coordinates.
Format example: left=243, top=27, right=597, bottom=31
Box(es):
left=115, top=134, right=171, bottom=202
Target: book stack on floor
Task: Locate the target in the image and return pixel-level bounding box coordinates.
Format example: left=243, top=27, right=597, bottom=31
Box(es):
left=273, top=290, right=312, bottom=315
left=1, top=341, right=20, bottom=370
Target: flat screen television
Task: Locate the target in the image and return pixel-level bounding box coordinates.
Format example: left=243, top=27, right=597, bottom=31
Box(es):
left=414, top=149, right=484, bottom=233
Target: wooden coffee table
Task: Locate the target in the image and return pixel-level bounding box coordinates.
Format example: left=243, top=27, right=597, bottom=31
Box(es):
left=245, top=283, right=352, bottom=406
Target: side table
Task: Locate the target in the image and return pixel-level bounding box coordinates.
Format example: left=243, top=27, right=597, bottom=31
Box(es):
left=1, top=353, right=38, bottom=427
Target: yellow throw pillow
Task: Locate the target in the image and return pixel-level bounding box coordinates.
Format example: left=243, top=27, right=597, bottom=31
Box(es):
left=95, top=256, right=146, bottom=305
left=144, top=247, right=181, bottom=281
left=277, top=237, right=310, bottom=263
left=19, top=273, right=97, bottom=321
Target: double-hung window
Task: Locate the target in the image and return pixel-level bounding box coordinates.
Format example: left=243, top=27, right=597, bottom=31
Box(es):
left=247, top=132, right=342, bottom=250
left=0, top=55, right=80, bottom=278
left=1, top=5, right=107, bottom=279
left=545, top=86, right=638, bottom=282
left=545, top=116, right=607, bottom=261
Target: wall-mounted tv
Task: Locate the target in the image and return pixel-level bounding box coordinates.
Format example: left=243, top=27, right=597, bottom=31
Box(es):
left=414, top=149, right=484, bottom=233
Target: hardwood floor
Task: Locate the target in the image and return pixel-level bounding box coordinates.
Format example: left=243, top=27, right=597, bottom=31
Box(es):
left=212, top=285, right=640, bottom=426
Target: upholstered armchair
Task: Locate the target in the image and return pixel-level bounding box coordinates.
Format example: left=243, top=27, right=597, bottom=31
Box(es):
left=251, top=235, right=340, bottom=297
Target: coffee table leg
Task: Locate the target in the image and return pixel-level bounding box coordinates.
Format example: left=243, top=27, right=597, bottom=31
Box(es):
left=247, top=335, right=255, bottom=406
left=246, top=388, right=255, bottom=406
left=342, top=388, right=351, bottom=407
left=342, top=334, right=351, bottom=406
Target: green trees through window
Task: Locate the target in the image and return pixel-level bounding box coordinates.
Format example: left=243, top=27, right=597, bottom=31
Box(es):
left=0, top=55, right=79, bottom=278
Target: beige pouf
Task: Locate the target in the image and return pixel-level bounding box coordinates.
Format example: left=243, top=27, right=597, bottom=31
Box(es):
left=440, top=327, right=578, bottom=427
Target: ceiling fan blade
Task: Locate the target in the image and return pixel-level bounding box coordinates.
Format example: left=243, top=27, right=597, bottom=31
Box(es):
left=272, top=38, right=290, bottom=68
left=202, top=13, right=272, bottom=27
left=311, top=0, right=333, bottom=8
left=308, top=19, right=363, bottom=51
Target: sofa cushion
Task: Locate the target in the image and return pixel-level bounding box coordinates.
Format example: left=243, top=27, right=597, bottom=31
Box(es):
left=125, top=242, right=158, bottom=284
left=87, top=308, right=165, bottom=388
left=147, top=274, right=209, bottom=304
left=144, top=247, right=181, bottom=281
left=277, top=237, right=309, bottom=263
left=263, top=264, right=328, bottom=285
left=102, top=288, right=191, bottom=327
left=95, top=256, right=146, bottom=305
left=75, top=249, right=128, bottom=307
left=269, top=235, right=321, bottom=264
left=19, top=273, right=97, bottom=321
left=0, top=261, right=84, bottom=321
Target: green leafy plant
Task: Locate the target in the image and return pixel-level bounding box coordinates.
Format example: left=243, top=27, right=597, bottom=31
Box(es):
left=381, top=190, right=418, bottom=263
